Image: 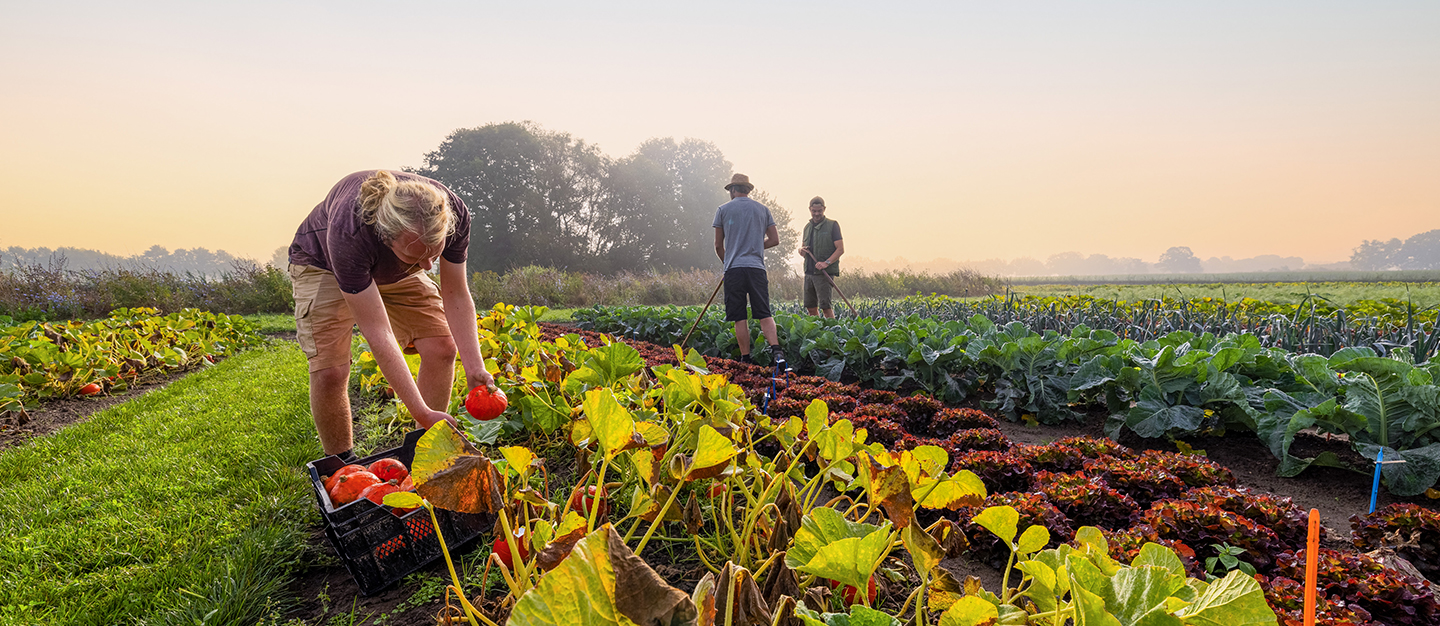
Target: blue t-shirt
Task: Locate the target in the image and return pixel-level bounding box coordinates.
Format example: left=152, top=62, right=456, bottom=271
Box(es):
left=712, top=196, right=775, bottom=271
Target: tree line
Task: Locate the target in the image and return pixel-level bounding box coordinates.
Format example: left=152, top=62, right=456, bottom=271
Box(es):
left=408, top=122, right=798, bottom=275
left=1351, top=230, right=1440, bottom=271
left=0, top=245, right=252, bottom=276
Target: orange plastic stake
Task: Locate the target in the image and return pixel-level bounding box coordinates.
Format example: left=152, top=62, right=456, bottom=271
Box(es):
left=1304, top=508, right=1319, bottom=626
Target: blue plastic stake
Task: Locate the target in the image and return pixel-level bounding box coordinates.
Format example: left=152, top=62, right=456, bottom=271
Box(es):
left=1369, top=448, right=1384, bottom=514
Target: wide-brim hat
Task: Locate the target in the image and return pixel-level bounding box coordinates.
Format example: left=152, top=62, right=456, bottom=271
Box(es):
left=724, top=173, right=754, bottom=192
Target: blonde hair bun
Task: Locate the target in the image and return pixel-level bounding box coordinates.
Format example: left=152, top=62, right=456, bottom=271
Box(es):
left=358, top=171, right=454, bottom=250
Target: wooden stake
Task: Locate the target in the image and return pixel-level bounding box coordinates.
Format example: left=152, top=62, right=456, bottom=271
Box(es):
left=1304, top=508, right=1319, bottom=626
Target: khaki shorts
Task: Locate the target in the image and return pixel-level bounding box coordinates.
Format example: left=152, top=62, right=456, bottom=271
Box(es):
left=290, top=264, right=451, bottom=372
left=804, top=274, right=834, bottom=310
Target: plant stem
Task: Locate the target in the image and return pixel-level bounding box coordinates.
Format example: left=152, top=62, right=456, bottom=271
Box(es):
left=425, top=502, right=488, bottom=626
left=634, top=479, right=687, bottom=556
left=587, top=454, right=613, bottom=532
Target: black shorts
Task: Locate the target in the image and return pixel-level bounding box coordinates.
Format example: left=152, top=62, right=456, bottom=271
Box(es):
left=723, top=267, right=772, bottom=322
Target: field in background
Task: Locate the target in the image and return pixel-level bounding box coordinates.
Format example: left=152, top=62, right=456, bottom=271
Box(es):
left=1010, top=280, right=1440, bottom=306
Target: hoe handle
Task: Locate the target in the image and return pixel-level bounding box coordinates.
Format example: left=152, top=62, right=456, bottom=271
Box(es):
left=680, top=274, right=725, bottom=351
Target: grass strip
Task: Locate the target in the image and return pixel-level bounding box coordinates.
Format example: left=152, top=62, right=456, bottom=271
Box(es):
left=0, top=341, right=321, bottom=626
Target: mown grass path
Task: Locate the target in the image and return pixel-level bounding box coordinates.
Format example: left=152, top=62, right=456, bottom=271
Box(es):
left=0, top=341, right=320, bottom=626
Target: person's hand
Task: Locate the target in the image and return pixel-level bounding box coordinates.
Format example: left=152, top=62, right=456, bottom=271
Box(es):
left=416, top=408, right=460, bottom=431
left=816, top=261, right=829, bottom=270
left=799, top=246, right=811, bottom=257
left=466, top=367, right=496, bottom=393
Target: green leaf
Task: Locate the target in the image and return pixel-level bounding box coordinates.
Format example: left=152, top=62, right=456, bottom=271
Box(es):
left=972, top=505, right=1019, bottom=546
left=806, top=399, right=830, bottom=438
left=938, top=596, right=999, bottom=626
left=509, top=525, right=697, bottom=626
left=816, top=419, right=856, bottom=463
left=584, top=342, right=647, bottom=386
left=584, top=388, right=636, bottom=457
left=1355, top=442, right=1440, bottom=497
left=1017, top=560, right=1059, bottom=613
left=1175, top=570, right=1276, bottom=626
left=786, top=507, right=892, bottom=592
left=1074, top=526, right=1110, bottom=557
left=1132, top=543, right=1185, bottom=578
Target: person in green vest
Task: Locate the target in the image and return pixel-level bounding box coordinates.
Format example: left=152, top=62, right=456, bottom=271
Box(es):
left=799, top=196, right=845, bottom=318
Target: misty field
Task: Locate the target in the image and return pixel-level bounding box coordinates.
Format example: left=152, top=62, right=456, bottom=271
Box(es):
left=1011, top=279, right=1440, bottom=306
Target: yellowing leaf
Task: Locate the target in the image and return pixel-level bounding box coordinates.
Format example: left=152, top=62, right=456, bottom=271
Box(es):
left=584, top=388, right=637, bottom=457
left=938, top=596, right=999, bottom=626
left=687, top=425, right=738, bottom=480
left=1016, top=525, right=1050, bottom=554
left=382, top=491, right=424, bottom=510
left=914, top=470, right=987, bottom=510
left=973, top=506, right=1019, bottom=546
left=415, top=453, right=503, bottom=515
left=511, top=525, right=697, bottom=626
left=411, top=420, right=477, bottom=485
left=500, top=446, right=535, bottom=475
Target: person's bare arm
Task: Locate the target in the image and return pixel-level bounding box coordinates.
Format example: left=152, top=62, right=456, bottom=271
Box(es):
left=764, top=225, right=779, bottom=250
left=715, top=227, right=726, bottom=261
left=342, top=284, right=456, bottom=429
left=438, top=259, right=494, bottom=392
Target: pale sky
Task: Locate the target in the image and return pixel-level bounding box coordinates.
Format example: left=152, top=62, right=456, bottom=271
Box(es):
left=2, top=1, right=1437, bottom=266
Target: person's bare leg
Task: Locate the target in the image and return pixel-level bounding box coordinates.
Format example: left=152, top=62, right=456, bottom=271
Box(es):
left=807, top=307, right=819, bottom=316
left=413, top=335, right=458, bottom=413
left=310, top=364, right=353, bottom=455
left=822, top=309, right=835, bottom=319
left=734, top=320, right=752, bottom=356
left=759, top=317, right=779, bottom=347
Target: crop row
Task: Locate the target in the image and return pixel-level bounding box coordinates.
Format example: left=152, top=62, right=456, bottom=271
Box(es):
left=535, top=320, right=1438, bottom=625
left=800, top=292, right=1440, bottom=360
left=575, top=305, right=1440, bottom=497
left=348, top=306, right=1277, bottom=625
left=0, top=307, right=264, bottom=416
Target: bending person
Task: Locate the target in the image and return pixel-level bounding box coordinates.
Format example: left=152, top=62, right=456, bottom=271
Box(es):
left=287, top=170, right=494, bottom=461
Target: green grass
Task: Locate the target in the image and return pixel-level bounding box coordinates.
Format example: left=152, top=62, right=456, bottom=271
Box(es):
left=243, top=313, right=297, bottom=334
left=537, top=307, right=577, bottom=322
left=0, top=342, right=321, bottom=625
left=1008, top=281, right=1440, bottom=307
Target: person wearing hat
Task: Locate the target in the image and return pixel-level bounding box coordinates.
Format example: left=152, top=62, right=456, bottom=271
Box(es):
left=799, top=196, right=845, bottom=318
left=713, top=173, right=790, bottom=371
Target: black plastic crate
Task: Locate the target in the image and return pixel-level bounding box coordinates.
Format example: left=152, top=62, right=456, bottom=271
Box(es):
left=306, top=429, right=494, bottom=595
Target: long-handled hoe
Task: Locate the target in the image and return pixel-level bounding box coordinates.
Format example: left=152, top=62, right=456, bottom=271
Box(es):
left=801, top=249, right=857, bottom=317
left=679, top=273, right=725, bottom=351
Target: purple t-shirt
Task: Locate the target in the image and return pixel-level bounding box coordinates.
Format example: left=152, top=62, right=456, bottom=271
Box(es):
left=289, top=170, right=471, bottom=294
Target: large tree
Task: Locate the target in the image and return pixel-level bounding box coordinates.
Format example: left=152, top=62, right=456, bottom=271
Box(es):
left=598, top=138, right=735, bottom=271
left=1396, top=230, right=1440, bottom=270
left=1157, top=246, right=1203, bottom=273
left=1351, top=237, right=1402, bottom=270
left=411, top=122, right=607, bottom=272
left=413, top=124, right=742, bottom=273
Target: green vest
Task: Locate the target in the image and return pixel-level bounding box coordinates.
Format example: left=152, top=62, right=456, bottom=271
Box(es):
left=803, top=218, right=840, bottom=276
